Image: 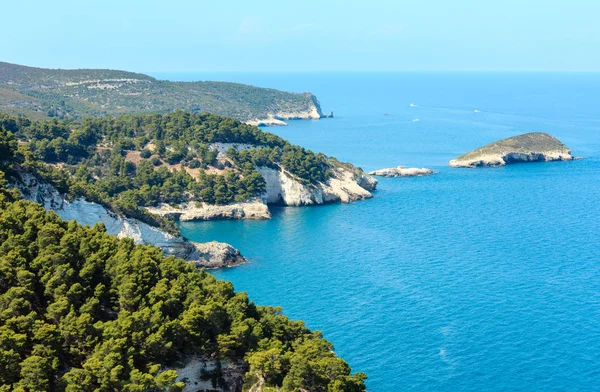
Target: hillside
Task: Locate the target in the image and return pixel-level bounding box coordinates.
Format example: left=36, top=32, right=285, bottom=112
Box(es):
left=0, top=173, right=367, bottom=391
left=0, top=111, right=375, bottom=231
left=0, top=62, right=327, bottom=124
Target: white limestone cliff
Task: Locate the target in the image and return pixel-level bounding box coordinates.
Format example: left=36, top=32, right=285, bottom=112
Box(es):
left=245, top=93, right=328, bottom=126
left=10, top=170, right=246, bottom=268
left=257, top=165, right=376, bottom=206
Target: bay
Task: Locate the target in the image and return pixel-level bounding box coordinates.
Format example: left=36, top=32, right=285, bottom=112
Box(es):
left=152, top=71, right=600, bottom=391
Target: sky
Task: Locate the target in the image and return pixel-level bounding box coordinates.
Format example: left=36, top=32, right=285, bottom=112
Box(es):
left=2, top=0, right=599, bottom=72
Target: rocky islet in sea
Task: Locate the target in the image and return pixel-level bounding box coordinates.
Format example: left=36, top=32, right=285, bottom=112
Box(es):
left=449, top=132, right=577, bottom=168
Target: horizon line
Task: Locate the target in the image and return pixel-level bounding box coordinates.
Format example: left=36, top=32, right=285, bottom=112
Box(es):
left=4, top=61, right=600, bottom=74
left=146, top=69, right=600, bottom=74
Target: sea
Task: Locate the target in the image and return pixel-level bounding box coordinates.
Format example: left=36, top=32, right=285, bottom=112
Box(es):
left=151, top=71, right=600, bottom=392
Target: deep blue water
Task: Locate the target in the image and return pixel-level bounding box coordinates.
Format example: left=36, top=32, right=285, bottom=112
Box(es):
left=155, top=72, right=600, bottom=391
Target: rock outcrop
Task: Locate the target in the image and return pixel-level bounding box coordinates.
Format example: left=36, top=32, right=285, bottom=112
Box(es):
left=146, top=200, right=271, bottom=221
left=369, top=166, right=435, bottom=177
left=449, top=132, right=576, bottom=168
left=167, top=357, right=246, bottom=392
left=193, top=241, right=247, bottom=269
left=258, top=165, right=377, bottom=206
left=10, top=170, right=246, bottom=268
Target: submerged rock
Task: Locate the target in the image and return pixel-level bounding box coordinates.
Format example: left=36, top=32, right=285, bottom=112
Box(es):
left=449, top=132, right=576, bottom=168
left=369, top=166, right=434, bottom=177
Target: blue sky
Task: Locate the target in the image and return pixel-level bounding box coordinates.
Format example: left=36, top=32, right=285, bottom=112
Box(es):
left=2, top=0, right=598, bottom=72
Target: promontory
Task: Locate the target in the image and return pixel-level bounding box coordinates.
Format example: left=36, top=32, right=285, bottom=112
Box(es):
left=449, top=132, right=576, bottom=168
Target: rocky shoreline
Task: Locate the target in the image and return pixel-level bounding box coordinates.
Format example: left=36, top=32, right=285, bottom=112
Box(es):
left=146, top=163, right=377, bottom=223
left=369, top=166, right=435, bottom=177
left=146, top=199, right=271, bottom=221
left=8, top=159, right=377, bottom=269
left=245, top=95, right=333, bottom=126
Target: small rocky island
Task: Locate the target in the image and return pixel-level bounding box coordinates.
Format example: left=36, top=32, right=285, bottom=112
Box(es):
left=449, top=132, right=576, bottom=168
left=369, top=166, right=435, bottom=177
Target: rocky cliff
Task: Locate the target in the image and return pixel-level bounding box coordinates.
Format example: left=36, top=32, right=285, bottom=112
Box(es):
left=10, top=169, right=246, bottom=268
left=258, top=165, right=377, bottom=206
left=449, top=132, right=576, bottom=168
left=148, top=163, right=377, bottom=222
left=245, top=93, right=327, bottom=126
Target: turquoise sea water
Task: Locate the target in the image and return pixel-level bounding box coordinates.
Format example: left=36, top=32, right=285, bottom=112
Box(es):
left=155, top=72, right=600, bottom=391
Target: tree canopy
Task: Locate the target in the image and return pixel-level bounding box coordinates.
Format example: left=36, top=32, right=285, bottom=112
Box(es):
left=0, top=175, right=366, bottom=391
left=1, top=110, right=331, bottom=211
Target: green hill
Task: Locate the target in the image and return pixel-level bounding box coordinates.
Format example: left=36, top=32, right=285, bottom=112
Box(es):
left=0, top=110, right=371, bottom=233
left=0, top=62, right=325, bottom=122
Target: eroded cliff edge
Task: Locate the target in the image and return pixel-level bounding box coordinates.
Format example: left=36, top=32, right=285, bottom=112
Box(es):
left=258, top=164, right=376, bottom=205
left=449, top=132, right=576, bottom=168
left=10, top=169, right=246, bottom=268
left=245, top=93, right=332, bottom=127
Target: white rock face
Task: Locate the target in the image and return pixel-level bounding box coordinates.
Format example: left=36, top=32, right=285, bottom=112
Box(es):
left=245, top=94, right=325, bottom=126
left=193, top=241, right=246, bottom=269
left=369, top=166, right=435, bottom=177
left=167, top=357, right=245, bottom=392
left=258, top=166, right=319, bottom=205
left=257, top=165, right=376, bottom=206
left=146, top=200, right=271, bottom=221
left=11, top=170, right=246, bottom=268
left=246, top=117, right=290, bottom=127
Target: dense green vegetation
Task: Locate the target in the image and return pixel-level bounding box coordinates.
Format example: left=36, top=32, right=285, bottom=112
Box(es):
left=0, top=110, right=333, bottom=231
left=0, top=170, right=367, bottom=391
left=0, top=62, right=323, bottom=122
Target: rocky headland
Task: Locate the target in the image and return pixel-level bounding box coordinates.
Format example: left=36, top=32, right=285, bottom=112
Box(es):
left=369, top=166, right=435, bottom=177
left=245, top=95, right=333, bottom=126
left=449, top=132, right=576, bottom=168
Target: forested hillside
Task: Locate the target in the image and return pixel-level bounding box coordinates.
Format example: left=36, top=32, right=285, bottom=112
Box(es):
left=1, top=110, right=336, bottom=232
left=0, top=168, right=367, bottom=391
left=0, top=62, right=324, bottom=122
